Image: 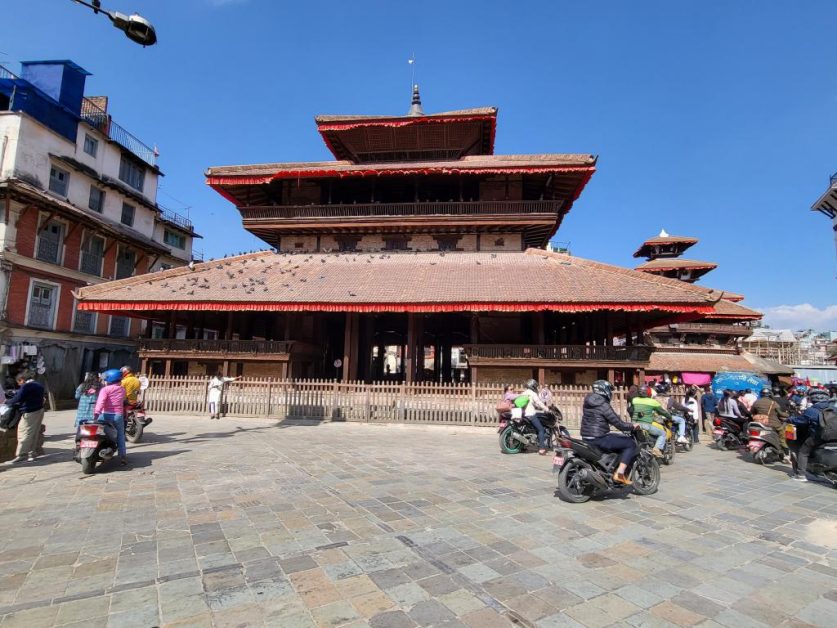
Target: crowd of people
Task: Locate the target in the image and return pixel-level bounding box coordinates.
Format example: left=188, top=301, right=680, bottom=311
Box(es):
left=2, top=365, right=141, bottom=466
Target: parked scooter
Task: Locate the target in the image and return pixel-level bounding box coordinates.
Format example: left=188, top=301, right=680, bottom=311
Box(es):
left=553, top=427, right=661, bottom=502
left=125, top=402, right=153, bottom=443
left=746, top=421, right=785, bottom=465
left=74, top=419, right=119, bottom=474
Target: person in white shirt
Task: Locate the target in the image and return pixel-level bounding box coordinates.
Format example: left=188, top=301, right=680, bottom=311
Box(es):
left=519, top=378, right=550, bottom=455
left=207, top=372, right=239, bottom=420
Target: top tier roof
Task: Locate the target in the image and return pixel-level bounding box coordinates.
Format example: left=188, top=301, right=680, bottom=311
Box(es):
left=633, top=229, right=699, bottom=258
left=315, top=89, right=498, bottom=163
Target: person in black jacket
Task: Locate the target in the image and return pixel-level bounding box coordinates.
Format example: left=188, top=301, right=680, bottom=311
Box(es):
left=580, top=380, right=639, bottom=485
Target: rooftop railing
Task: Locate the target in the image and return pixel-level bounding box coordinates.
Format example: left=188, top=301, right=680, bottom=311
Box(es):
left=463, top=344, right=653, bottom=363
left=80, top=97, right=157, bottom=167
left=0, top=64, right=17, bottom=80
left=157, top=205, right=193, bottom=230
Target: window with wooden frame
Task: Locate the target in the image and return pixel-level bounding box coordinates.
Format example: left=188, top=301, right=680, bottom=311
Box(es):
left=434, top=235, right=461, bottom=251
left=36, top=219, right=64, bottom=265
left=383, top=236, right=410, bottom=251
left=88, top=186, right=105, bottom=213
left=80, top=234, right=105, bottom=276
left=336, top=236, right=361, bottom=252
left=28, top=281, right=58, bottom=330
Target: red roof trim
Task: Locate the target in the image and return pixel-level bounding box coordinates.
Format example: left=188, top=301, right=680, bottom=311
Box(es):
left=316, top=114, right=497, bottom=133
left=78, top=300, right=716, bottom=315
left=207, top=165, right=595, bottom=186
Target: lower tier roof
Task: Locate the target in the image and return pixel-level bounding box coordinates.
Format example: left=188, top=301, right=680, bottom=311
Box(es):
left=77, top=249, right=725, bottom=315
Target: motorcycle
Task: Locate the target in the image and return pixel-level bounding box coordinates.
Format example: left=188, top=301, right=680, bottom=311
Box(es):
left=498, top=406, right=567, bottom=454
left=125, top=402, right=153, bottom=443
left=786, top=423, right=837, bottom=486
left=653, top=419, right=676, bottom=465
left=746, top=421, right=785, bottom=465
left=74, top=419, right=119, bottom=474
left=553, top=428, right=661, bottom=503
left=712, top=415, right=747, bottom=451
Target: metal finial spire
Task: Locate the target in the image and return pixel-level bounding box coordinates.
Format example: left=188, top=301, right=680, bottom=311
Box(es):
left=407, top=83, right=424, bottom=116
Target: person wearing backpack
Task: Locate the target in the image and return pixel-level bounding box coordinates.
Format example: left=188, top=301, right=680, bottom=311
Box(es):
left=789, top=388, right=834, bottom=481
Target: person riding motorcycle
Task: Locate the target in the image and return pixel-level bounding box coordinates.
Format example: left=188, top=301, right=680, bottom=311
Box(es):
left=120, top=366, right=141, bottom=408
left=630, top=386, right=671, bottom=459
left=580, top=380, right=639, bottom=486
left=654, top=383, right=690, bottom=445
left=789, top=388, right=833, bottom=482
left=519, top=379, right=550, bottom=455
left=94, top=368, right=128, bottom=465
left=750, top=386, right=789, bottom=458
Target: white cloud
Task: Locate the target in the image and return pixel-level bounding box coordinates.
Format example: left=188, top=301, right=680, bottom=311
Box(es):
left=757, top=304, right=837, bottom=332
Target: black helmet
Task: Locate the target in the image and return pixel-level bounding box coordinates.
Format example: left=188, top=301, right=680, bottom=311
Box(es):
left=808, top=388, right=829, bottom=404
left=525, top=379, right=539, bottom=393
left=637, top=386, right=650, bottom=398
left=760, top=387, right=772, bottom=398
left=655, top=382, right=671, bottom=395
left=592, top=380, right=614, bottom=401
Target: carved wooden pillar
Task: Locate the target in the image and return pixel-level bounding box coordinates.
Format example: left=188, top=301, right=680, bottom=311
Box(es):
left=405, top=313, right=417, bottom=383
left=342, top=313, right=359, bottom=381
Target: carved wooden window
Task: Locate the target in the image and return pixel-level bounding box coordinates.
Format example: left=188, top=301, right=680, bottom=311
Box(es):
left=434, top=235, right=460, bottom=251
left=384, top=237, right=410, bottom=251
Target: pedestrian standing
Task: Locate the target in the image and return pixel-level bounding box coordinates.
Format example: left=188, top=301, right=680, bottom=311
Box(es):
left=74, top=372, right=101, bottom=428
left=700, top=386, right=717, bottom=434
left=208, top=372, right=239, bottom=420
left=5, top=371, right=45, bottom=464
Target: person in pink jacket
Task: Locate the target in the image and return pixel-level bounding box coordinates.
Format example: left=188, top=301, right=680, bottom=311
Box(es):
left=95, top=369, right=127, bottom=465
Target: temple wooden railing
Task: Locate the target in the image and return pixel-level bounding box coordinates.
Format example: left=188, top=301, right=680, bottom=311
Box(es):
left=140, top=377, right=688, bottom=427
left=463, top=344, right=652, bottom=363
left=138, top=339, right=297, bottom=355
left=649, top=323, right=753, bottom=336
left=240, top=200, right=562, bottom=220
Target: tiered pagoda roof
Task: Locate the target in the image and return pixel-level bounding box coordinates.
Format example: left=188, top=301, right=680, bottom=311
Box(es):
left=77, top=248, right=721, bottom=318
left=633, top=229, right=716, bottom=282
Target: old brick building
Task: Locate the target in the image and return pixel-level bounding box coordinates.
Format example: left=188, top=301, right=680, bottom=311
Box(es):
left=0, top=60, right=199, bottom=398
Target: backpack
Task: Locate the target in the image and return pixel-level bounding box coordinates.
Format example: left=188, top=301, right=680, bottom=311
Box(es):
left=0, top=404, right=21, bottom=430
left=513, top=395, right=529, bottom=409
left=818, top=405, right=837, bottom=442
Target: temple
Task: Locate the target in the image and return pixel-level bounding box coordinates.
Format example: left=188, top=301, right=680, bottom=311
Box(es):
left=79, top=89, right=747, bottom=386
left=632, top=229, right=779, bottom=383
left=634, top=229, right=717, bottom=283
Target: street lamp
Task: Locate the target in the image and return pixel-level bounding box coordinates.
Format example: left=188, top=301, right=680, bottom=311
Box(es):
left=72, top=0, right=157, bottom=47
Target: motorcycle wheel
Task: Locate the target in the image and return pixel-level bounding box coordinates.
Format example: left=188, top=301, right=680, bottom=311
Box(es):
left=716, top=437, right=728, bottom=451
left=754, top=448, right=769, bottom=465
left=126, top=424, right=144, bottom=443
left=81, top=456, right=97, bottom=475
left=499, top=425, right=523, bottom=454
left=631, top=456, right=660, bottom=495
left=556, top=459, right=592, bottom=503
left=683, top=436, right=694, bottom=452
left=663, top=442, right=675, bottom=466
left=721, top=434, right=739, bottom=451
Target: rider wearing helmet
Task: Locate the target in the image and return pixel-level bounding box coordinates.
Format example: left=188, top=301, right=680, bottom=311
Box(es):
left=789, top=387, right=832, bottom=481
left=95, top=368, right=128, bottom=465
left=653, top=384, right=690, bottom=445
left=630, top=386, right=671, bottom=458
left=750, top=387, right=790, bottom=456
left=519, top=378, right=550, bottom=455
left=580, top=380, right=639, bottom=485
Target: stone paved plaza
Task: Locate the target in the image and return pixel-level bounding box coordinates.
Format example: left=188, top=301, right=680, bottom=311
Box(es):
left=0, top=411, right=835, bottom=628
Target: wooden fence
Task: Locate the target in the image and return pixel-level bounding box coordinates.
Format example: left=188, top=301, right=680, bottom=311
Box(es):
left=142, top=376, right=685, bottom=429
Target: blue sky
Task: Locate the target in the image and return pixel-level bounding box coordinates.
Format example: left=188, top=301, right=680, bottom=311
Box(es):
left=3, top=0, right=836, bottom=329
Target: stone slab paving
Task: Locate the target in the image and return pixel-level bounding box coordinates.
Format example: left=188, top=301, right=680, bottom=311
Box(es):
left=0, top=410, right=835, bottom=627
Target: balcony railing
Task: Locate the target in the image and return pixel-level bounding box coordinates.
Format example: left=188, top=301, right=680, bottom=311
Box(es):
left=650, top=323, right=753, bottom=337
left=80, top=97, right=157, bottom=167
left=158, top=205, right=194, bottom=231
left=139, top=339, right=297, bottom=355
left=463, top=344, right=652, bottom=363
left=240, top=200, right=563, bottom=221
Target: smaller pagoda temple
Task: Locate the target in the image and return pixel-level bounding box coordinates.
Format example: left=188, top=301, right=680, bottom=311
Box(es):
left=633, top=229, right=717, bottom=283
left=631, top=230, right=783, bottom=383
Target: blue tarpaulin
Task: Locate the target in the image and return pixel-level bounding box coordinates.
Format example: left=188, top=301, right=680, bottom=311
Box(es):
left=711, top=371, right=769, bottom=399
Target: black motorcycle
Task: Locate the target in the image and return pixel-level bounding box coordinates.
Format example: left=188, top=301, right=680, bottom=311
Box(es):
left=712, top=415, right=747, bottom=451
left=553, top=428, right=661, bottom=502
left=787, top=423, right=837, bottom=486
left=499, top=407, right=566, bottom=454
left=125, top=402, right=153, bottom=443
